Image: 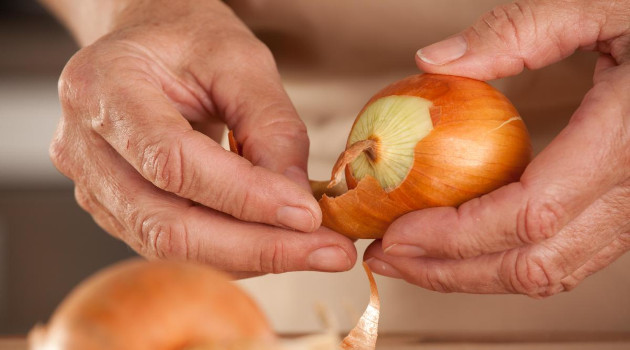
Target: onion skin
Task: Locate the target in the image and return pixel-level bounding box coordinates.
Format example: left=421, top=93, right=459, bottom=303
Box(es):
left=340, top=263, right=379, bottom=350
left=320, top=74, right=532, bottom=239
left=28, top=259, right=274, bottom=350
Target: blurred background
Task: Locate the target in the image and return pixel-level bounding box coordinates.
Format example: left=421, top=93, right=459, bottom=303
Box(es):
left=1, top=0, right=629, bottom=341
left=0, top=0, right=138, bottom=335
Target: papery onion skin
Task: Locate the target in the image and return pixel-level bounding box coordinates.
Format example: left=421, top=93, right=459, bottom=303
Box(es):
left=340, top=263, right=379, bottom=350
left=320, top=74, right=532, bottom=239
left=28, top=259, right=275, bottom=350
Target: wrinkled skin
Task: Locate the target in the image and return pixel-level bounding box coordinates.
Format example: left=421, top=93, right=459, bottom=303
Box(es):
left=364, top=0, right=630, bottom=298
left=46, top=0, right=356, bottom=276
left=45, top=0, right=630, bottom=295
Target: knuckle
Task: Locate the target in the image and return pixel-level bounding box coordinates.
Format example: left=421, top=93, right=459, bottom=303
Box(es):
left=445, top=199, right=485, bottom=259
left=232, top=184, right=252, bottom=218
left=138, top=213, right=191, bottom=260
left=58, top=52, right=95, bottom=111
left=140, top=137, right=189, bottom=196
left=443, top=233, right=469, bottom=259
left=619, top=233, right=630, bottom=248
left=246, top=117, right=309, bottom=163
left=249, top=41, right=276, bottom=69
left=218, top=37, right=276, bottom=73
left=48, top=136, right=66, bottom=169
left=517, top=197, right=564, bottom=244
left=477, top=1, right=531, bottom=51
left=57, top=73, right=75, bottom=110
left=49, top=133, right=74, bottom=177
left=502, top=250, right=561, bottom=297
left=89, top=97, right=117, bottom=135
left=259, top=239, right=288, bottom=274
left=267, top=118, right=308, bottom=142
left=73, top=187, right=93, bottom=213
left=242, top=39, right=275, bottom=69
left=534, top=284, right=565, bottom=299
left=213, top=163, right=255, bottom=218
left=560, top=275, right=581, bottom=292
left=422, top=267, right=454, bottom=293
left=57, top=68, right=80, bottom=109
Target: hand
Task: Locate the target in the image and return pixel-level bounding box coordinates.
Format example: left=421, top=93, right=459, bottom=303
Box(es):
left=48, top=0, right=356, bottom=275
left=365, top=0, right=630, bottom=297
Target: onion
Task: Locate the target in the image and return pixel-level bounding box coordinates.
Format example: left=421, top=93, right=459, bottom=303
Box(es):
left=28, top=260, right=380, bottom=350
left=319, top=74, right=532, bottom=239
left=28, top=259, right=275, bottom=350
left=228, top=74, right=531, bottom=239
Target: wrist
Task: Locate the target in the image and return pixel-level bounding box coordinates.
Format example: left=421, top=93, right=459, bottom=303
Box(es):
left=40, top=0, right=231, bottom=47
left=38, top=0, right=131, bottom=46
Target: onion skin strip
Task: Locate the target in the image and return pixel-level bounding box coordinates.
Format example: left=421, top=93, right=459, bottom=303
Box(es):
left=227, top=130, right=348, bottom=200
left=340, top=263, right=379, bottom=350
left=227, top=130, right=243, bottom=156
left=328, top=139, right=377, bottom=189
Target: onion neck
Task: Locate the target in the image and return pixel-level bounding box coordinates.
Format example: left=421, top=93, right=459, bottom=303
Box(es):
left=337, top=95, right=435, bottom=191
left=328, top=139, right=378, bottom=188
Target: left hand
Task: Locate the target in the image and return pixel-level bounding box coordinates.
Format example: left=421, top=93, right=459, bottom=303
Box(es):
left=364, top=0, right=630, bottom=297
left=48, top=0, right=356, bottom=276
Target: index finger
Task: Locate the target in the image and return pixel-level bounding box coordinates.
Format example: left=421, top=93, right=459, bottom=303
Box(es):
left=60, top=62, right=321, bottom=232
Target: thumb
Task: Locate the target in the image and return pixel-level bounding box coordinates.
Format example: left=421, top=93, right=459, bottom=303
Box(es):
left=415, top=0, right=622, bottom=80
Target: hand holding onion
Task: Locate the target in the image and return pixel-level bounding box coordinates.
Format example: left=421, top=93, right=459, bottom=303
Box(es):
left=364, top=0, right=630, bottom=298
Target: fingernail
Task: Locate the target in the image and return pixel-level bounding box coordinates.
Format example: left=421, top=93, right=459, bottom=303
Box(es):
left=417, top=35, right=467, bottom=65
left=283, top=165, right=311, bottom=192
left=384, top=243, right=426, bottom=257
left=365, top=257, right=403, bottom=279
left=277, top=206, right=316, bottom=232
left=308, top=246, right=351, bottom=272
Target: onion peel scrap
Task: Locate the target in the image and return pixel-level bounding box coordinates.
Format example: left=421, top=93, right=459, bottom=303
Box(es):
left=328, top=139, right=377, bottom=189
left=278, top=262, right=380, bottom=350
left=340, top=262, right=379, bottom=350
left=227, top=131, right=348, bottom=200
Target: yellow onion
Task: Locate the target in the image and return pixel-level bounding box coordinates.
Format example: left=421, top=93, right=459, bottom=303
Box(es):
left=319, top=74, right=532, bottom=239
left=28, top=259, right=379, bottom=350
left=28, top=259, right=275, bottom=350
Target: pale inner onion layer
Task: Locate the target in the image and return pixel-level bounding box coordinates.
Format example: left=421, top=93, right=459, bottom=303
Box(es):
left=348, top=95, right=434, bottom=190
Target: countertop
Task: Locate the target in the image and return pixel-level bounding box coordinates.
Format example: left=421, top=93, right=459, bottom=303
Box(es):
left=4, top=333, right=630, bottom=350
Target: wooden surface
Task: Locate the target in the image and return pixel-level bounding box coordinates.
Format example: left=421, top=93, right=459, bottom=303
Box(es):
left=0, top=338, right=24, bottom=350
left=4, top=333, right=630, bottom=350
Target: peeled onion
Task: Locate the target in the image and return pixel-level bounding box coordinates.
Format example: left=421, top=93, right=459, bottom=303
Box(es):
left=319, top=74, right=532, bottom=239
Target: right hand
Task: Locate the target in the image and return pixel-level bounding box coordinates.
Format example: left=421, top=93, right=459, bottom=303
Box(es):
left=49, top=0, right=356, bottom=276
left=365, top=0, right=630, bottom=296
